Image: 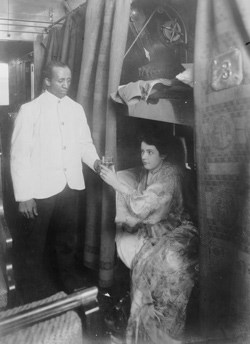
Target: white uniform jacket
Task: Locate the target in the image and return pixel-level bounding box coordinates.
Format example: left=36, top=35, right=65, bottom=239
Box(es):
left=11, top=91, right=99, bottom=202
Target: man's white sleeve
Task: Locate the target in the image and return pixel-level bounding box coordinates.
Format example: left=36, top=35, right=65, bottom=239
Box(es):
left=79, top=106, right=100, bottom=170
left=10, top=105, right=34, bottom=201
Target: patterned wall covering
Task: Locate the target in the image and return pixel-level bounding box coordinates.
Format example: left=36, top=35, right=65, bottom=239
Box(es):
left=194, top=0, right=250, bottom=342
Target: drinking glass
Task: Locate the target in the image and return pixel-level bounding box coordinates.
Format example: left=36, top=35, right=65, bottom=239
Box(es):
left=101, top=156, right=114, bottom=170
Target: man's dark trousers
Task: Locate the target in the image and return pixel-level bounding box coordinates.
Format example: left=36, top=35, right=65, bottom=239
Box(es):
left=20, top=184, right=81, bottom=299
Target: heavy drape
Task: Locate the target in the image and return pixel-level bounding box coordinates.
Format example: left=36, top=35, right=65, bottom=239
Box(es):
left=194, top=0, right=250, bottom=341
left=34, top=5, right=86, bottom=98
left=76, top=0, right=130, bottom=287
left=34, top=0, right=130, bottom=288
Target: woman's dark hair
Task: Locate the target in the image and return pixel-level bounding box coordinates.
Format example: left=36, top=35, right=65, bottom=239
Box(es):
left=139, top=129, right=186, bottom=168
left=42, top=60, right=70, bottom=81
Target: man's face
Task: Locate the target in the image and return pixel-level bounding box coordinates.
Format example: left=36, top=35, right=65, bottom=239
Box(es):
left=46, top=66, right=72, bottom=99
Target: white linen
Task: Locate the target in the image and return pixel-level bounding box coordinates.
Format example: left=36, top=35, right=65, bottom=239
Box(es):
left=115, top=225, right=145, bottom=269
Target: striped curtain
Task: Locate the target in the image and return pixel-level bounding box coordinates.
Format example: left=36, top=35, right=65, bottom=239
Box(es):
left=76, top=0, right=130, bottom=287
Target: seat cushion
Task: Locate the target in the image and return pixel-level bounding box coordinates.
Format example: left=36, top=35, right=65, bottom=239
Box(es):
left=0, top=292, right=84, bottom=344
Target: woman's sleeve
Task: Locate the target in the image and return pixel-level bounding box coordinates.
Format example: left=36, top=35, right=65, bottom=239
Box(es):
left=121, top=167, right=178, bottom=220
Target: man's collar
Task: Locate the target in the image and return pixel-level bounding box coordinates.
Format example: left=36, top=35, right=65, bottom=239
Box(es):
left=44, top=90, right=67, bottom=102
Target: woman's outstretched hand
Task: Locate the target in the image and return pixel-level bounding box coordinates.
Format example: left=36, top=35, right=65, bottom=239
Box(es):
left=100, top=165, right=120, bottom=190
left=100, top=165, right=131, bottom=194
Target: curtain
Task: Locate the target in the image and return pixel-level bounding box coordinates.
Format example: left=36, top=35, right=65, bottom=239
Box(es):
left=194, top=0, right=250, bottom=341
left=76, top=0, right=130, bottom=288
left=34, top=5, right=86, bottom=98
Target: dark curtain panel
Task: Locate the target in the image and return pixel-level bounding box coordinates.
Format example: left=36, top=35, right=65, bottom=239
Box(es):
left=194, top=0, right=250, bottom=341
left=76, top=0, right=130, bottom=287
left=35, top=5, right=86, bottom=98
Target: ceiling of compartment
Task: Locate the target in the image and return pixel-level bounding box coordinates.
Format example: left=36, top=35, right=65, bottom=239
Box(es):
left=0, top=0, right=85, bottom=62
left=0, top=0, right=85, bottom=41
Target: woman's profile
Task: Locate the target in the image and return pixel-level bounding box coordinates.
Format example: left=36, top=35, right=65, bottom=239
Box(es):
left=100, top=130, right=199, bottom=344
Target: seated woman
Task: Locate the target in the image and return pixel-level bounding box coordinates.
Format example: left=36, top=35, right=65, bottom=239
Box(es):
left=100, top=131, right=199, bottom=344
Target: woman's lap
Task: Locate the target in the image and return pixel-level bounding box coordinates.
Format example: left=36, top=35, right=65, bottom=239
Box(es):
left=115, top=221, right=199, bottom=343
left=128, top=223, right=198, bottom=342
left=115, top=227, right=145, bottom=269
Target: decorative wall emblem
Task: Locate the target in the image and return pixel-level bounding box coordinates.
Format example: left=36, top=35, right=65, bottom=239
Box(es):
left=211, top=48, right=243, bottom=91
left=156, top=5, right=187, bottom=47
